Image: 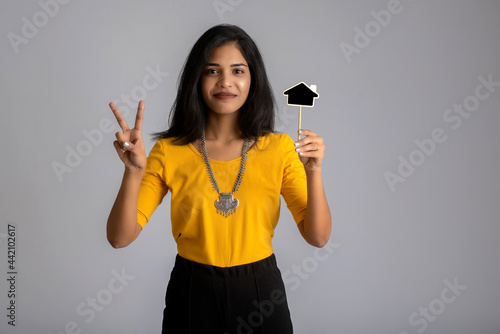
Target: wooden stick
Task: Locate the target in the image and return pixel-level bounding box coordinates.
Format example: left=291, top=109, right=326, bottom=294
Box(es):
left=298, top=105, right=302, bottom=141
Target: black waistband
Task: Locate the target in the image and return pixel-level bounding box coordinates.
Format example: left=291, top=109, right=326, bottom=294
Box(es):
left=174, top=254, right=278, bottom=278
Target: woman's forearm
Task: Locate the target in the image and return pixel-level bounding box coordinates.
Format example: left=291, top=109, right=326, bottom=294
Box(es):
left=106, top=169, right=144, bottom=248
left=300, top=168, right=332, bottom=247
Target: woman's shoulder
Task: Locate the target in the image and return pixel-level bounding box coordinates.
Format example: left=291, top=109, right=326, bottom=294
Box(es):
left=257, top=132, right=294, bottom=148
left=155, top=136, right=178, bottom=145
left=151, top=137, right=193, bottom=155
left=258, top=131, right=290, bottom=141
left=259, top=132, right=293, bottom=145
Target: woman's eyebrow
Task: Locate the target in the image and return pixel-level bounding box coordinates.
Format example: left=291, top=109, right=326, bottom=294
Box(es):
left=205, top=63, right=248, bottom=67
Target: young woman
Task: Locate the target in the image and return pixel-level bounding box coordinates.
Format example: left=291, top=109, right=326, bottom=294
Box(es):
left=107, top=24, right=331, bottom=334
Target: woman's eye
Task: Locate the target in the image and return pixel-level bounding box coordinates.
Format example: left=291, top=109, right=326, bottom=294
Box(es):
left=205, top=69, right=218, bottom=75
left=234, top=69, right=244, bottom=74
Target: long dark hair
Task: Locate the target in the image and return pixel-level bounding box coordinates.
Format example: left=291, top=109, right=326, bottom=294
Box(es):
left=152, top=24, right=275, bottom=144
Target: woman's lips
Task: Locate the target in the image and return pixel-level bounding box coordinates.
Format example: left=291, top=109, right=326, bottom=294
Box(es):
left=214, top=92, right=237, bottom=100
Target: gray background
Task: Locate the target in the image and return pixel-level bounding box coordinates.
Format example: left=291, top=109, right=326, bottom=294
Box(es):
left=1, top=0, right=500, bottom=333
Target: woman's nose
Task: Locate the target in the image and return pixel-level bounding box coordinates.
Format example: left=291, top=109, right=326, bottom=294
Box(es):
left=217, top=72, right=231, bottom=88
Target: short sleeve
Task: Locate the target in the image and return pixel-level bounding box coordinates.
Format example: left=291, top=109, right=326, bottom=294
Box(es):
left=137, top=140, right=169, bottom=228
left=280, top=134, right=308, bottom=225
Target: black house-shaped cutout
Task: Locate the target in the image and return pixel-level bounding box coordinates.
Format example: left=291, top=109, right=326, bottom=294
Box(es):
left=283, top=82, right=319, bottom=107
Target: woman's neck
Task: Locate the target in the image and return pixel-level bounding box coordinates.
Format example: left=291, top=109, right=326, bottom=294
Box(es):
left=205, top=110, right=243, bottom=143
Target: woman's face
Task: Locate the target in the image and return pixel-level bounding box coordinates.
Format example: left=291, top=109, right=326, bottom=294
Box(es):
left=200, top=42, right=251, bottom=116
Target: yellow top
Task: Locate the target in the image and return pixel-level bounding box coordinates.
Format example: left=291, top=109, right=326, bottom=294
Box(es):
left=137, top=132, right=307, bottom=267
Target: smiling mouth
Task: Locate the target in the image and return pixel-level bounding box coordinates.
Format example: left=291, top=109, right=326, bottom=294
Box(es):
left=214, top=92, right=237, bottom=99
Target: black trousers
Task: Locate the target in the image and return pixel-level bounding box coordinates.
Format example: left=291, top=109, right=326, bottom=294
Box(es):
left=161, top=254, right=293, bottom=334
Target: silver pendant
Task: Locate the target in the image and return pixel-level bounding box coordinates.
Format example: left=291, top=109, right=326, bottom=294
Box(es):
left=215, top=192, right=239, bottom=217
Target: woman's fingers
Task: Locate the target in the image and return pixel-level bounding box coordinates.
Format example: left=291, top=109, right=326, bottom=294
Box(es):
left=296, top=129, right=317, bottom=143
left=121, top=141, right=137, bottom=152
left=111, top=100, right=144, bottom=147
left=134, top=100, right=144, bottom=132
left=294, top=129, right=325, bottom=162
left=110, top=100, right=144, bottom=135
left=115, top=131, right=128, bottom=144
left=113, top=139, right=139, bottom=156
left=109, top=102, right=130, bottom=132
left=296, top=144, right=323, bottom=156
left=113, top=140, right=126, bottom=158
left=295, top=129, right=323, bottom=150
left=115, top=129, right=142, bottom=148
left=109, top=101, right=147, bottom=170
left=115, top=132, right=140, bottom=151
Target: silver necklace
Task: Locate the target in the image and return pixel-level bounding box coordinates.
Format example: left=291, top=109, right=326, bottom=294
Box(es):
left=200, top=130, right=250, bottom=217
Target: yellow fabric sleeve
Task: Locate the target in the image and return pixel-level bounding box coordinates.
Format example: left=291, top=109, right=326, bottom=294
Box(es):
left=280, top=134, right=308, bottom=225
left=137, top=140, right=169, bottom=228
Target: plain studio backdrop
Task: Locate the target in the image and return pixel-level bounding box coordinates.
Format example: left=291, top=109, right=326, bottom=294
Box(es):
left=1, top=0, right=500, bottom=333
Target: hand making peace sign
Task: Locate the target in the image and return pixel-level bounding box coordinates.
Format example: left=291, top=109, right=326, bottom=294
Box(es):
left=109, top=100, right=147, bottom=172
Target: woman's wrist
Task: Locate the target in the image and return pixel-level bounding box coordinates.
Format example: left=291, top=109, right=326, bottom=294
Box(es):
left=123, top=167, right=145, bottom=181
left=305, top=167, right=322, bottom=176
